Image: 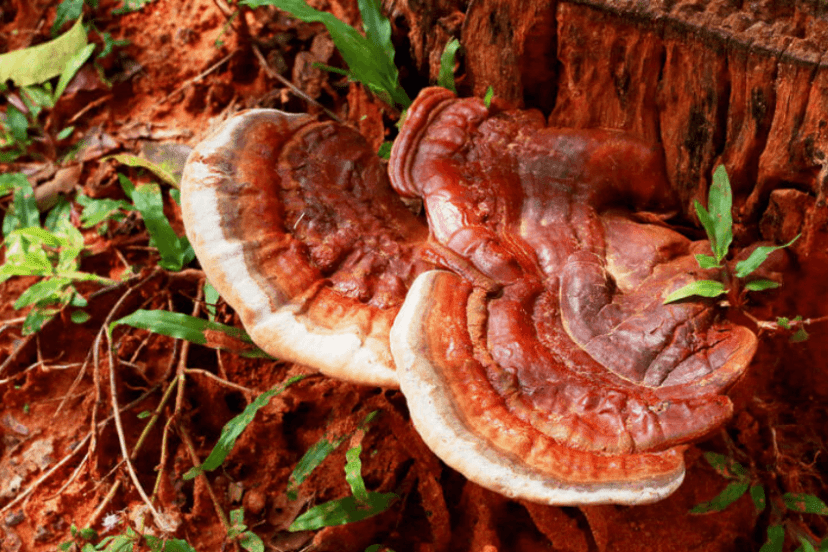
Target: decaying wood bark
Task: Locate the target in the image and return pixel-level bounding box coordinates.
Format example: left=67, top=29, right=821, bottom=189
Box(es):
left=387, top=0, right=828, bottom=267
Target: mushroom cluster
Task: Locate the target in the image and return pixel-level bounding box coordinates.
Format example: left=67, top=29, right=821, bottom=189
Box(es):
left=181, top=88, right=757, bottom=505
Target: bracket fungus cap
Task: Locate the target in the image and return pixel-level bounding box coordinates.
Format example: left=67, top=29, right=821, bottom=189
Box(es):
left=387, top=88, right=759, bottom=505
left=181, top=109, right=428, bottom=387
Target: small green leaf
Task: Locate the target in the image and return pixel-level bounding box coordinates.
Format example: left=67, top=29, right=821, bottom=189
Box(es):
left=744, top=279, right=780, bottom=292
left=0, top=173, right=29, bottom=198
left=5, top=106, right=30, bottom=144
left=708, top=165, right=733, bottom=261
left=734, top=235, right=800, bottom=278
left=791, top=326, right=810, bottom=342
left=797, top=537, right=819, bottom=552
left=288, top=492, right=398, bottom=531
left=51, top=0, right=84, bottom=36
left=759, top=525, right=785, bottom=552
left=14, top=278, right=72, bottom=309
left=76, top=193, right=133, bottom=228
left=3, top=178, right=39, bottom=237
left=228, top=508, right=247, bottom=538
left=57, top=126, right=75, bottom=140
left=377, top=141, right=392, bottom=160
left=45, top=196, right=72, bottom=231
left=663, top=280, right=726, bottom=304
left=107, top=154, right=180, bottom=187
left=22, top=306, right=59, bottom=335
left=14, top=226, right=63, bottom=248
left=183, top=376, right=304, bottom=479
left=345, top=444, right=369, bottom=503
left=750, top=485, right=766, bottom=512
left=112, top=0, right=155, bottom=15
left=203, top=281, right=219, bottom=321
left=53, top=43, right=96, bottom=103
left=70, top=309, right=91, bottom=324
left=239, top=531, right=265, bottom=552
left=783, top=493, right=828, bottom=515
left=690, top=481, right=749, bottom=514
left=137, top=410, right=152, bottom=419
left=695, top=254, right=721, bottom=269
left=0, top=17, right=88, bottom=88
left=777, top=316, right=794, bottom=330
left=438, top=38, right=461, bottom=93
left=22, top=85, right=55, bottom=110
left=483, top=86, right=494, bottom=108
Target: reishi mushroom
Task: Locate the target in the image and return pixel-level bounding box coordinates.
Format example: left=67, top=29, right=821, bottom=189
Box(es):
left=386, top=88, right=756, bottom=504
left=181, top=109, right=427, bottom=388
left=180, top=88, right=757, bottom=505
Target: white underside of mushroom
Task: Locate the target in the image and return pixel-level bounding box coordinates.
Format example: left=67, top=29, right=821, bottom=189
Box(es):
left=390, top=270, right=686, bottom=505
left=181, top=111, right=399, bottom=388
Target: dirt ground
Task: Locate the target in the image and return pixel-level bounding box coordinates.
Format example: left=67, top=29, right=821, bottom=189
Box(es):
left=1, top=1, right=827, bottom=551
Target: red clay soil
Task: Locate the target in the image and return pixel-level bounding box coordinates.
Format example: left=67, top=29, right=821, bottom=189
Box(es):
left=1, top=1, right=827, bottom=551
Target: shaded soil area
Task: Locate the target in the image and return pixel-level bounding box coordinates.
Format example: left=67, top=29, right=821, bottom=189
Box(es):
left=1, top=0, right=827, bottom=551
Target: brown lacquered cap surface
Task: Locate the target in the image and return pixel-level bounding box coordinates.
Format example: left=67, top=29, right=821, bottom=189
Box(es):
left=389, top=88, right=757, bottom=504
left=181, top=109, right=428, bottom=387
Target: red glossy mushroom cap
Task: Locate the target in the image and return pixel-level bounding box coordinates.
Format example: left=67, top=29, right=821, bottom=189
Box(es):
left=181, top=109, right=428, bottom=387
left=388, top=88, right=758, bottom=504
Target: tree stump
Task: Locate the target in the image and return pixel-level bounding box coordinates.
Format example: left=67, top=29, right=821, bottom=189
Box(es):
left=389, top=0, right=828, bottom=263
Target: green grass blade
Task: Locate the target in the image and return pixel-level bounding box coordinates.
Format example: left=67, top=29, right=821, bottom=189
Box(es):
left=690, top=481, right=749, bottom=514
left=109, top=309, right=270, bottom=357
left=438, top=38, right=460, bottom=93
left=288, top=492, right=397, bottom=531
left=131, top=184, right=187, bottom=271
left=184, top=375, right=304, bottom=479
left=287, top=437, right=340, bottom=500
left=663, top=280, right=726, bottom=304
left=357, top=0, right=394, bottom=64
left=735, top=235, right=800, bottom=278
